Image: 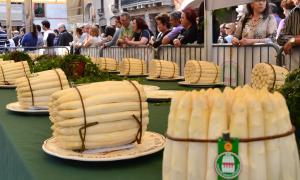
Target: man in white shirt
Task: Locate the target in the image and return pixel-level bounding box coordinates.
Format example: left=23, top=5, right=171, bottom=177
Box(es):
left=41, top=20, right=55, bottom=47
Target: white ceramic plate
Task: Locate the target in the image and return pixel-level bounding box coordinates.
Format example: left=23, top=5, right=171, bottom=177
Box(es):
left=0, top=84, right=16, bottom=89
left=142, top=85, right=160, bottom=91
left=6, top=102, right=49, bottom=114
left=178, top=81, right=225, bottom=88
left=118, top=74, right=149, bottom=77
left=146, top=90, right=179, bottom=102
left=42, top=131, right=165, bottom=162
left=146, top=76, right=184, bottom=82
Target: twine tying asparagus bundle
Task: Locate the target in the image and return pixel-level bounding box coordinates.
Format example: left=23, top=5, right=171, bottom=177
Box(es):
left=149, top=60, right=179, bottom=79
left=49, top=80, right=149, bottom=151
left=15, top=69, right=69, bottom=109
left=163, top=87, right=300, bottom=180
left=184, top=60, right=221, bottom=84
left=92, top=57, right=118, bottom=71
left=119, top=58, right=147, bottom=76
left=251, top=63, right=289, bottom=90
left=0, top=61, right=31, bottom=85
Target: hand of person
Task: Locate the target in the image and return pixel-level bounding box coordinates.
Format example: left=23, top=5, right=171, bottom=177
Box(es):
left=117, top=39, right=124, bottom=46
left=124, top=38, right=131, bottom=45
left=232, top=37, right=240, bottom=46
left=239, top=38, right=254, bottom=46
left=283, top=41, right=293, bottom=55
left=107, top=36, right=113, bottom=41
left=173, top=39, right=181, bottom=47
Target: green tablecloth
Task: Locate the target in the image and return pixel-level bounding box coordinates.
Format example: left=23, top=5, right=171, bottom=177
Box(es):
left=0, top=80, right=195, bottom=180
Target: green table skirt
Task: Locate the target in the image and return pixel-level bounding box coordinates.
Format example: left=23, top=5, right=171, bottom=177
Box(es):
left=0, top=80, right=198, bottom=180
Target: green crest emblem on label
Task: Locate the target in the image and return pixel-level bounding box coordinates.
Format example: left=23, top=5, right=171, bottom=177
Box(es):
left=215, top=152, right=241, bottom=179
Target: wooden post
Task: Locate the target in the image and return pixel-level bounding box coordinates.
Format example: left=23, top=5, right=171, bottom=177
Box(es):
left=6, top=0, right=11, bottom=38
left=24, top=0, right=33, bottom=33
left=204, top=1, right=213, bottom=60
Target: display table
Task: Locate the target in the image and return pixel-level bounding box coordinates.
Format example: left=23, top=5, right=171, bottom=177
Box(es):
left=0, top=80, right=197, bottom=180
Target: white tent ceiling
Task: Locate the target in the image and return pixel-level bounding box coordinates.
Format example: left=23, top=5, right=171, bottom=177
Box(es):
left=0, top=0, right=65, bottom=3
left=180, top=0, right=252, bottom=10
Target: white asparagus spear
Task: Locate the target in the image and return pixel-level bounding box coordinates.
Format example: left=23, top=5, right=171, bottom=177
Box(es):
left=170, top=92, right=192, bottom=180
left=163, top=91, right=186, bottom=180
left=246, top=92, right=267, bottom=180
left=187, top=90, right=209, bottom=180
left=206, top=89, right=228, bottom=180
left=230, top=95, right=249, bottom=180
left=259, top=90, right=280, bottom=180
left=51, top=111, right=149, bottom=126
left=273, top=92, right=300, bottom=180
left=53, top=118, right=149, bottom=135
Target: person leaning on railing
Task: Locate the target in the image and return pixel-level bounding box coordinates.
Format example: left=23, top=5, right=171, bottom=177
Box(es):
left=117, top=12, right=134, bottom=47
left=124, top=17, right=151, bottom=46
left=232, top=0, right=277, bottom=46
left=162, top=11, right=183, bottom=45
left=277, top=0, right=300, bottom=54
left=149, top=13, right=171, bottom=48
left=103, top=16, right=122, bottom=48
left=173, top=7, right=198, bottom=47
left=82, top=26, right=100, bottom=48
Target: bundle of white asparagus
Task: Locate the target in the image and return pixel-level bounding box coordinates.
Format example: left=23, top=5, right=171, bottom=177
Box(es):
left=163, top=87, right=300, bottom=180
left=149, top=60, right=179, bottom=79
left=119, top=58, right=147, bottom=75
left=15, top=69, right=69, bottom=109
left=49, top=80, right=149, bottom=151
left=251, top=63, right=289, bottom=90
left=184, top=60, right=221, bottom=84
left=0, top=61, right=31, bottom=85
left=0, top=60, right=14, bottom=65
left=91, top=57, right=118, bottom=71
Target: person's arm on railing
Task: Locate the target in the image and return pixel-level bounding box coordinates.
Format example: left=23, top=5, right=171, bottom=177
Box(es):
left=282, top=35, right=300, bottom=54
left=104, top=29, right=120, bottom=48
left=125, top=37, right=148, bottom=46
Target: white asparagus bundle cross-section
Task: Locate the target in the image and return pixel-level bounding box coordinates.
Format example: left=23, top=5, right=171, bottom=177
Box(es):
left=119, top=58, right=147, bottom=75
left=251, top=63, right=289, bottom=90
left=91, top=57, right=118, bottom=71
left=184, top=60, right=221, bottom=84
left=149, top=59, right=179, bottom=79
left=15, top=69, right=69, bottom=109
left=0, top=61, right=31, bottom=85
left=49, top=80, right=149, bottom=151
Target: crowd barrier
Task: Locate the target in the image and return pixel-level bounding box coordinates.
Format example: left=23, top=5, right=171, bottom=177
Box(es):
left=80, top=47, right=102, bottom=58
left=211, top=43, right=280, bottom=86
left=3, top=44, right=298, bottom=87
left=157, top=45, right=206, bottom=75
left=102, top=46, right=155, bottom=63
left=279, top=47, right=300, bottom=71
left=3, top=46, right=70, bottom=57
left=157, top=44, right=280, bottom=86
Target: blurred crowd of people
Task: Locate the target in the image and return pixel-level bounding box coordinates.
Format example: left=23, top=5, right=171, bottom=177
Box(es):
left=0, top=20, right=73, bottom=52
left=0, top=0, right=299, bottom=54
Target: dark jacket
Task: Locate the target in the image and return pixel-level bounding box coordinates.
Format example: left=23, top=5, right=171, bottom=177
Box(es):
left=21, top=32, right=37, bottom=51
left=57, top=30, right=73, bottom=46
left=179, top=24, right=198, bottom=45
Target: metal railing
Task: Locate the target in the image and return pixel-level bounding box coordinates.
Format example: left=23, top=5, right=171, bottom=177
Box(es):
left=2, top=46, right=70, bottom=56
left=278, top=47, right=300, bottom=71
left=211, top=43, right=280, bottom=86
left=102, top=46, right=155, bottom=73
left=4, top=44, right=296, bottom=88
left=157, top=45, right=206, bottom=75
left=80, top=47, right=102, bottom=58
left=157, top=44, right=280, bottom=86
